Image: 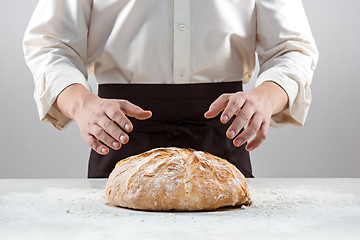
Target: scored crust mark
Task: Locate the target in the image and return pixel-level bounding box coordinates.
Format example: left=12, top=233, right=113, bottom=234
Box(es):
left=190, top=151, right=232, bottom=209
left=105, top=147, right=251, bottom=211
left=183, top=149, right=192, bottom=206
left=122, top=149, right=187, bottom=211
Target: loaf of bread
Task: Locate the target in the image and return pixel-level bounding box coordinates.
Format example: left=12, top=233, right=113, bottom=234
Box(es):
left=105, top=147, right=251, bottom=211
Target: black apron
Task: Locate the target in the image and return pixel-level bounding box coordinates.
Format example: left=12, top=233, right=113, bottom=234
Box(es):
left=88, top=81, right=253, bottom=178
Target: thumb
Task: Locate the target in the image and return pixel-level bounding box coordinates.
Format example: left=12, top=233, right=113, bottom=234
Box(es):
left=120, top=100, right=152, bottom=120
left=204, top=95, right=229, bottom=119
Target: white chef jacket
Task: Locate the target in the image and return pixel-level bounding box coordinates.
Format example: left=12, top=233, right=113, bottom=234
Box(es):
left=23, top=0, right=318, bottom=130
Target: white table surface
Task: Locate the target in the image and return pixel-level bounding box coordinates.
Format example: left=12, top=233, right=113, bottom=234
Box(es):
left=1, top=178, right=359, bottom=240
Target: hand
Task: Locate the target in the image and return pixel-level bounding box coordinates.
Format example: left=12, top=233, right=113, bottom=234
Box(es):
left=204, top=82, right=288, bottom=151
left=55, top=84, right=152, bottom=155
left=74, top=95, right=152, bottom=155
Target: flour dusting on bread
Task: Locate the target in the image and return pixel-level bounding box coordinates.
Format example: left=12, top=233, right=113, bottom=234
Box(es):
left=105, top=147, right=251, bottom=211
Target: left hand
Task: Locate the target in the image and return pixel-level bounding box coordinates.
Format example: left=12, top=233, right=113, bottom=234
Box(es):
left=204, top=81, right=288, bottom=151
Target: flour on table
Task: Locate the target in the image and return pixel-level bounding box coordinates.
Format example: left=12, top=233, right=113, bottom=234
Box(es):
left=1, top=182, right=359, bottom=235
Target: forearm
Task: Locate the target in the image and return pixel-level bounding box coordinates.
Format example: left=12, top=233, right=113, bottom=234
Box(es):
left=249, top=81, right=289, bottom=116
left=54, top=83, right=97, bottom=120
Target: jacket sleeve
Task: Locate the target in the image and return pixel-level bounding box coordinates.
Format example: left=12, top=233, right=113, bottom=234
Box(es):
left=23, top=0, right=92, bottom=129
left=255, top=0, right=319, bottom=127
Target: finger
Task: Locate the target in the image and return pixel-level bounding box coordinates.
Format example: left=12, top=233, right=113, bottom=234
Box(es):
left=120, top=100, right=152, bottom=120
left=221, top=93, right=246, bottom=124
left=233, top=113, right=263, bottom=147
left=98, top=117, right=129, bottom=144
left=246, top=121, right=269, bottom=151
left=90, top=124, right=122, bottom=151
left=105, top=106, right=134, bottom=133
left=204, top=94, right=231, bottom=119
left=84, top=134, right=109, bottom=155
left=226, top=103, right=255, bottom=139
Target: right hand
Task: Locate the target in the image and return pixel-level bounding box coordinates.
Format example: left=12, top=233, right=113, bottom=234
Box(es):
left=55, top=84, right=152, bottom=155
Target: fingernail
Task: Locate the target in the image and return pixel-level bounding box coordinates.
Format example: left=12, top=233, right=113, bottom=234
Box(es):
left=124, top=124, right=130, bottom=131
left=222, top=115, right=229, bottom=122
left=113, top=142, right=120, bottom=149
left=228, top=130, right=236, bottom=138
left=120, top=135, right=126, bottom=143
left=247, top=146, right=254, bottom=151
left=235, top=139, right=243, bottom=146
left=101, top=148, right=107, bottom=153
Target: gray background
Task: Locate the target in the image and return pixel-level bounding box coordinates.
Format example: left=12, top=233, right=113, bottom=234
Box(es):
left=0, top=0, right=359, bottom=178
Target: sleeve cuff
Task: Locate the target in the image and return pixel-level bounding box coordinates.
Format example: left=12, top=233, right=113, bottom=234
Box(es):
left=34, top=67, right=92, bottom=130
left=255, top=68, right=304, bottom=128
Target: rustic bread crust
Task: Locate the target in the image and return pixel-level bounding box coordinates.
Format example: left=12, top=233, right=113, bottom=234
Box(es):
left=105, top=147, right=251, bottom=211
